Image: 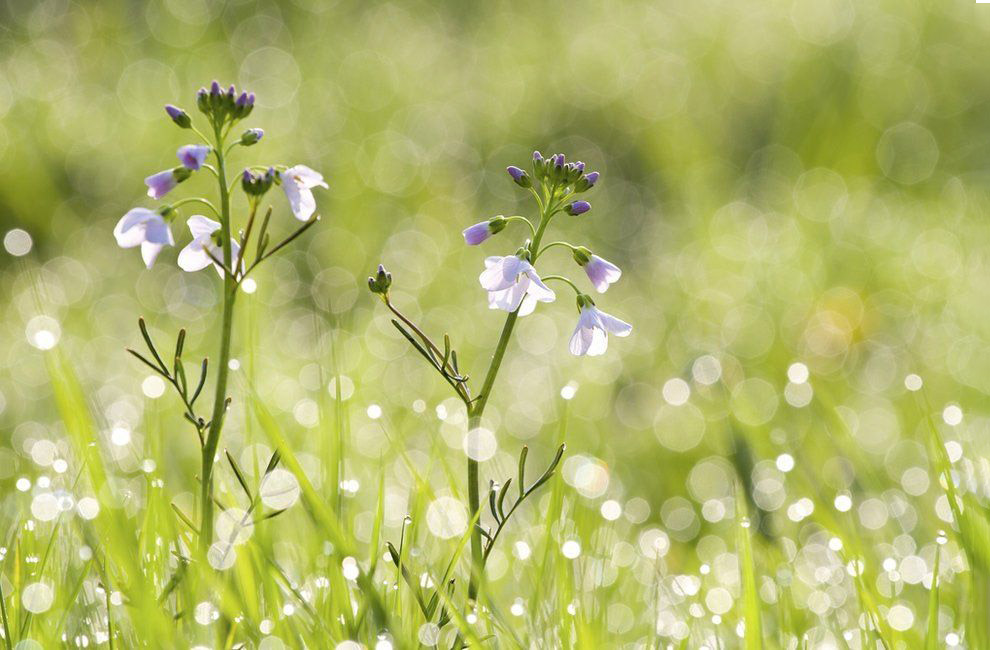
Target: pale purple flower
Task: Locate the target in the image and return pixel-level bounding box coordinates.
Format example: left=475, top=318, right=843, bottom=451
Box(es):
left=177, top=215, right=240, bottom=277
left=145, top=169, right=178, bottom=199
left=463, top=221, right=492, bottom=245
left=113, top=208, right=174, bottom=268
left=479, top=255, right=555, bottom=315
left=568, top=304, right=632, bottom=356
left=584, top=254, right=621, bottom=293
left=177, top=145, right=210, bottom=170
left=280, top=165, right=328, bottom=221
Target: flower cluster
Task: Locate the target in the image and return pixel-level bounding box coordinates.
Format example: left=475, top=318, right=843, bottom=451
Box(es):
left=465, top=151, right=631, bottom=356
left=114, top=81, right=327, bottom=272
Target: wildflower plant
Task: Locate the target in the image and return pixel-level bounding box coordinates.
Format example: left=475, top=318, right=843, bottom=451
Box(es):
left=115, top=81, right=324, bottom=559
left=370, top=152, right=631, bottom=608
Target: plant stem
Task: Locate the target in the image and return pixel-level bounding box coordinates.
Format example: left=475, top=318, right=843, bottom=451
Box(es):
left=465, top=199, right=554, bottom=602
left=199, top=125, right=236, bottom=557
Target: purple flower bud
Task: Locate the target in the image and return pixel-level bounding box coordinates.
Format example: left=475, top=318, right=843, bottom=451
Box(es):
left=239, top=128, right=263, bottom=146
left=243, top=169, right=252, bottom=183
left=565, top=200, right=591, bottom=216
left=247, top=93, right=255, bottom=106
left=210, top=80, right=221, bottom=96
left=506, top=165, right=532, bottom=188
left=462, top=221, right=492, bottom=245
left=165, top=104, right=191, bottom=128
left=227, top=85, right=236, bottom=98
left=574, top=171, right=599, bottom=193
left=236, top=92, right=248, bottom=107
left=574, top=161, right=585, bottom=173
left=533, top=151, right=543, bottom=163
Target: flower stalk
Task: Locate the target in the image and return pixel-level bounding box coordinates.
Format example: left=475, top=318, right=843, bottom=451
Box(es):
left=198, top=122, right=236, bottom=556
left=370, top=151, right=627, bottom=631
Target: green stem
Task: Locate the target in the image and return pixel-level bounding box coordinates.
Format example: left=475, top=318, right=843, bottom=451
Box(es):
left=199, top=125, right=237, bottom=558
left=465, top=198, right=554, bottom=602
left=536, top=241, right=576, bottom=258
left=170, top=196, right=220, bottom=217
left=541, top=274, right=583, bottom=295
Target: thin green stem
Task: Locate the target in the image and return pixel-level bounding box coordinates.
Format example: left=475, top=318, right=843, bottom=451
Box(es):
left=541, top=274, right=582, bottom=295
left=505, top=215, right=537, bottom=238
left=190, top=124, right=212, bottom=146
left=170, top=196, right=220, bottom=217
left=199, top=124, right=237, bottom=558
left=536, top=241, right=576, bottom=259
left=465, top=192, right=555, bottom=603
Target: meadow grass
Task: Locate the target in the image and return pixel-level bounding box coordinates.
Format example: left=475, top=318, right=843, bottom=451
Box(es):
left=4, top=1, right=990, bottom=648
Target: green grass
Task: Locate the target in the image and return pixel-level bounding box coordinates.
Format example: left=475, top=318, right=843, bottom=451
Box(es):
left=3, top=0, right=990, bottom=647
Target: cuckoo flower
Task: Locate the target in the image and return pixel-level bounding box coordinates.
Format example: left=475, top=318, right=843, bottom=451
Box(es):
left=568, top=296, right=632, bottom=356
left=573, top=247, right=621, bottom=293
left=177, top=215, right=240, bottom=276
left=280, top=164, right=328, bottom=221
left=177, top=144, right=210, bottom=170
left=113, top=207, right=174, bottom=268
left=480, top=254, right=555, bottom=315
left=145, top=167, right=191, bottom=199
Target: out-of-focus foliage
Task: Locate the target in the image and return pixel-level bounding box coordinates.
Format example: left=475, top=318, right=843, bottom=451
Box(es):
left=3, top=0, right=990, bottom=647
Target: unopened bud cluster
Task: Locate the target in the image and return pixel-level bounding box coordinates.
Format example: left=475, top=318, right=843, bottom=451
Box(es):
left=368, top=264, right=392, bottom=296
left=195, top=81, right=256, bottom=130
left=242, top=168, right=275, bottom=197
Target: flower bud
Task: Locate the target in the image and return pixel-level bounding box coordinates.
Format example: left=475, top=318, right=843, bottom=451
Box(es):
left=574, top=171, right=599, bottom=193
left=532, top=151, right=546, bottom=180
left=462, top=215, right=507, bottom=245
left=551, top=154, right=566, bottom=182
left=566, top=162, right=584, bottom=184
left=572, top=245, right=592, bottom=266
left=367, top=264, right=392, bottom=295
left=241, top=167, right=275, bottom=197
left=165, top=104, right=191, bottom=128
left=506, top=166, right=532, bottom=188
left=565, top=200, right=591, bottom=216
left=240, top=128, right=264, bottom=146
left=197, top=88, right=209, bottom=113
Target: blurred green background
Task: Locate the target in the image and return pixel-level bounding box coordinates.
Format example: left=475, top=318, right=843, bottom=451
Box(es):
left=3, top=0, right=990, bottom=645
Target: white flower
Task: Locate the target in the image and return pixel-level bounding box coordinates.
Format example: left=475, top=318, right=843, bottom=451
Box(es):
left=280, top=165, right=327, bottom=221
left=568, top=302, right=632, bottom=356
left=177, top=215, right=240, bottom=276
left=113, top=207, right=174, bottom=268
left=479, top=255, right=555, bottom=315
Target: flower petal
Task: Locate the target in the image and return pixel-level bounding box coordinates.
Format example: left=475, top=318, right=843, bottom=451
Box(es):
left=177, top=145, right=210, bottom=170
left=522, top=268, right=555, bottom=302
left=282, top=180, right=316, bottom=221
left=113, top=208, right=155, bottom=248
left=140, top=241, right=165, bottom=268
left=480, top=256, right=515, bottom=291
left=145, top=170, right=176, bottom=199
left=177, top=237, right=212, bottom=272
left=187, top=215, right=220, bottom=238
left=286, top=164, right=328, bottom=189
left=596, top=309, right=632, bottom=337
